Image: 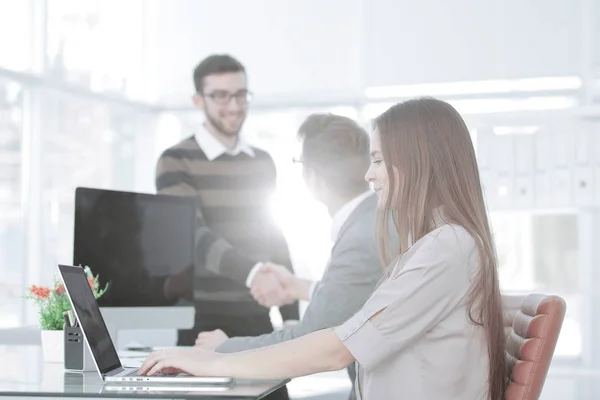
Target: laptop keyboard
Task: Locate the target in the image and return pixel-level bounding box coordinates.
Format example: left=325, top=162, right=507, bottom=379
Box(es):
left=124, top=369, right=166, bottom=377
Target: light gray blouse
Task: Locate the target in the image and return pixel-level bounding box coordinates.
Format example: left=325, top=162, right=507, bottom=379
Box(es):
left=335, top=224, right=489, bottom=400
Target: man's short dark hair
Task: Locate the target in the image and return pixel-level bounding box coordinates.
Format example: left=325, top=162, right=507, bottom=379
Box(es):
left=298, top=114, right=370, bottom=198
left=193, top=54, right=246, bottom=93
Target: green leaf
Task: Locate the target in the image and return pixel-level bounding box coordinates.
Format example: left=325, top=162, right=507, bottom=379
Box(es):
left=27, top=267, right=109, bottom=330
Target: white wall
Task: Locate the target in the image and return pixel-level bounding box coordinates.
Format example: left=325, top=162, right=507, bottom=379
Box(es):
left=365, top=0, right=583, bottom=86
left=595, top=2, right=600, bottom=68
left=151, top=0, right=365, bottom=107
left=149, top=0, right=593, bottom=107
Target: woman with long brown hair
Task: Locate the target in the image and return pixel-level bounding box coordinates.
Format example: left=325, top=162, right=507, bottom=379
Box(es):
left=139, top=98, right=506, bottom=400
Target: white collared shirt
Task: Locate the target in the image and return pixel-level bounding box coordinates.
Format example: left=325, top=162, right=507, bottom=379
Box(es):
left=194, top=123, right=255, bottom=161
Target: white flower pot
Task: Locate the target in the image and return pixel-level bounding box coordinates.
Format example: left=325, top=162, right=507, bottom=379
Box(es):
left=40, top=330, right=64, bottom=363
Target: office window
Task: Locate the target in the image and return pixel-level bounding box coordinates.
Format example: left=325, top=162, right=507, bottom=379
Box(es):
left=0, top=0, right=33, bottom=72
left=39, top=91, right=139, bottom=282
left=46, top=0, right=145, bottom=98
left=0, top=79, right=24, bottom=328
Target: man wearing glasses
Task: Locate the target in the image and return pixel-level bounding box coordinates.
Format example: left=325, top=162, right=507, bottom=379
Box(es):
left=155, top=56, right=299, bottom=398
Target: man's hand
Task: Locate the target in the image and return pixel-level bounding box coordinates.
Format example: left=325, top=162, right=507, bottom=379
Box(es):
left=259, top=263, right=314, bottom=303
left=194, top=329, right=229, bottom=351
left=250, top=264, right=296, bottom=307
left=261, top=263, right=295, bottom=286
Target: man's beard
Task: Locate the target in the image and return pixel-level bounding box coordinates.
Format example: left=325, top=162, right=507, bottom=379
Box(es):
left=205, top=111, right=245, bottom=138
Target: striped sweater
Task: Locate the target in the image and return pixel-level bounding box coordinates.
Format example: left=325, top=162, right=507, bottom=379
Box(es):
left=155, top=136, right=299, bottom=319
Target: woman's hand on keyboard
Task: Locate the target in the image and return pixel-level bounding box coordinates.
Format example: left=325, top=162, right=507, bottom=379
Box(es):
left=138, top=347, right=224, bottom=377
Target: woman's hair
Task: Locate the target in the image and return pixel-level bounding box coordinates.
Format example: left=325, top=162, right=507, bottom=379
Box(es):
left=374, top=97, right=506, bottom=400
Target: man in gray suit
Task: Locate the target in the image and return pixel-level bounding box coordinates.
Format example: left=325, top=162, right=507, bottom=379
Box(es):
left=195, top=113, right=383, bottom=398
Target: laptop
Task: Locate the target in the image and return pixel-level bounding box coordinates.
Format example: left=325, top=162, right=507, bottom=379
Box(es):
left=57, top=264, right=233, bottom=386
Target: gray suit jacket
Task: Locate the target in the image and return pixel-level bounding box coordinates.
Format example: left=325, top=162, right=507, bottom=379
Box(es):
left=217, top=194, right=382, bottom=398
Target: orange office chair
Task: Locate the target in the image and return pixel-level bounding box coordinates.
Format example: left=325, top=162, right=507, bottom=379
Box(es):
left=504, top=293, right=567, bottom=400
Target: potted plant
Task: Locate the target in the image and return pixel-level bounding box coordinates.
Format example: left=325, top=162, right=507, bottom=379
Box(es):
left=27, top=266, right=108, bottom=363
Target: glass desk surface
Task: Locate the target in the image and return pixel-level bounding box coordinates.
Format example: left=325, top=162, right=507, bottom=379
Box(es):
left=0, top=346, right=287, bottom=399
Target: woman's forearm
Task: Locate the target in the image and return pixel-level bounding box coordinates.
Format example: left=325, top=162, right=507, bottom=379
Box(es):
left=213, top=329, right=355, bottom=379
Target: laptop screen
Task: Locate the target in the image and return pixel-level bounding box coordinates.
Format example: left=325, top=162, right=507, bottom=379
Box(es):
left=58, top=264, right=121, bottom=375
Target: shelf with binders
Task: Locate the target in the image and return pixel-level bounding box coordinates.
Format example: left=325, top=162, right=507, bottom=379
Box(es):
left=476, top=121, right=600, bottom=211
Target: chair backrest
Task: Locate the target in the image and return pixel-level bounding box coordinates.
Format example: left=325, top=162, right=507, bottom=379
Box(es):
left=504, top=293, right=566, bottom=400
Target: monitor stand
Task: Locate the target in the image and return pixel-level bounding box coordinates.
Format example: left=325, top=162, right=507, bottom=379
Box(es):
left=100, top=307, right=194, bottom=350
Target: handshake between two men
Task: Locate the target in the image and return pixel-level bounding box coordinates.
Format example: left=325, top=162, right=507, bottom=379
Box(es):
left=194, top=264, right=314, bottom=351
left=163, top=262, right=312, bottom=307
left=249, top=263, right=313, bottom=307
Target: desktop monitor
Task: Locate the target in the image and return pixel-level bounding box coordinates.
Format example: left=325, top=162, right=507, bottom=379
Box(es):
left=73, top=187, right=196, bottom=344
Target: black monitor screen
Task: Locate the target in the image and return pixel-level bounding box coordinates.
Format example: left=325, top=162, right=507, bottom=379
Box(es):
left=73, top=187, right=195, bottom=307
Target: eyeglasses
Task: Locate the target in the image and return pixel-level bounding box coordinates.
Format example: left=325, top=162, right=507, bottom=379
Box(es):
left=202, top=89, right=253, bottom=106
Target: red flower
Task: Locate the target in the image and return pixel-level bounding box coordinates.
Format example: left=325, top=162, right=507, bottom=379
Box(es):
left=30, top=285, right=51, bottom=299
left=55, top=284, right=65, bottom=295
left=88, top=277, right=95, bottom=289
